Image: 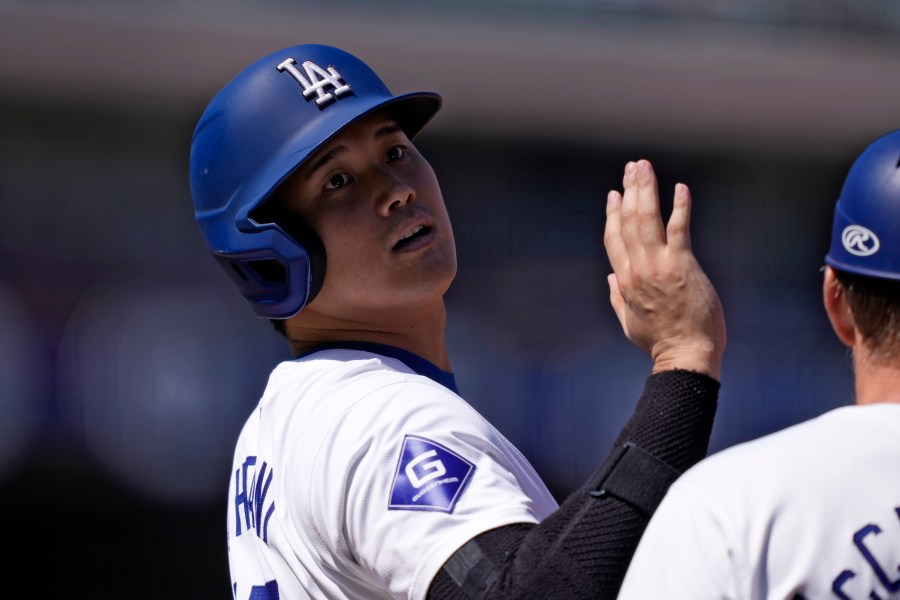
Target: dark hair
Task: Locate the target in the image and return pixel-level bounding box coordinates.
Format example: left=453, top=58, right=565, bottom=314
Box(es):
left=834, top=268, right=900, bottom=362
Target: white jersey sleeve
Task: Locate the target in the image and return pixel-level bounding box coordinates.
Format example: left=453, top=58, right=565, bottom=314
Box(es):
left=618, top=403, right=900, bottom=600
left=227, top=347, right=558, bottom=600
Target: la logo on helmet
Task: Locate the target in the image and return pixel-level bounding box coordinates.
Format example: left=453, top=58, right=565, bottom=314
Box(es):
left=277, top=58, right=352, bottom=108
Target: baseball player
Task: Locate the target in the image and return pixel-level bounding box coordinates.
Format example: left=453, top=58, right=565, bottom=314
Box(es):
left=189, top=44, right=726, bottom=600
left=617, top=129, right=900, bottom=600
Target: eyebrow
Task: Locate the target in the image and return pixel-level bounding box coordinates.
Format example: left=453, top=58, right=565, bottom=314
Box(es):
left=305, top=146, right=347, bottom=181
left=304, top=122, right=404, bottom=181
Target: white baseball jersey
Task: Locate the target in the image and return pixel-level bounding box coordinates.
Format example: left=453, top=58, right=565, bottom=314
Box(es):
left=227, top=343, right=558, bottom=600
left=618, top=403, right=900, bottom=600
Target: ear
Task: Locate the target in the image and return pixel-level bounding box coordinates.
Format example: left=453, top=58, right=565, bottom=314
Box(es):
left=822, top=266, right=857, bottom=348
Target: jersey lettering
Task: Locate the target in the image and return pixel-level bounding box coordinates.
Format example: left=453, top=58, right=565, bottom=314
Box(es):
left=233, top=579, right=280, bottom=600
left=855, top=523, right=900, bottom=593
left=389, top=435, right=475, bottom=512
left=234, top=455, right=276, bottom=543
left=276, top=58, right=352, bottom=108
left=832, top=570, right=856, bottom=600
left=831, top=506, right=900, bottom=599
left=248, top=580, right=280, bottom=600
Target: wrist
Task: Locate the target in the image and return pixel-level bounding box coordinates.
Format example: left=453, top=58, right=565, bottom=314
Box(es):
left=651, top=338, right=722, bottom=381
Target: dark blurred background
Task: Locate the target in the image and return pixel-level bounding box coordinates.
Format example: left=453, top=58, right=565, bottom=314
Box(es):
left=2, top=1, right=898, bottom=597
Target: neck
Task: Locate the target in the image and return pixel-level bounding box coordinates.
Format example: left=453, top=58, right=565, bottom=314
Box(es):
left=284, top=300, right=452, bottom=371
left=851, top=346, right=900, bottom=406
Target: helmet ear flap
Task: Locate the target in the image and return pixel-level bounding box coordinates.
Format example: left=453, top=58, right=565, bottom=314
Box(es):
left=291, top=219, right=327, bottom=304
left=249, top=203, right=327, bottom=306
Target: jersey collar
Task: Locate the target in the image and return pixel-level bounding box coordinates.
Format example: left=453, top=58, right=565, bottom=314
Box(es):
left=295, top=341, right=459, bottom=394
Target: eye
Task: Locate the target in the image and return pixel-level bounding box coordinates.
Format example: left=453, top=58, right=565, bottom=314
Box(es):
left=386, top=145, right=406, bottom=162
left=324, top=172, right=350, bottom=191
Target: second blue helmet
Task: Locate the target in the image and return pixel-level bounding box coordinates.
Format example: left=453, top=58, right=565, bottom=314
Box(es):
left=825, top=129, right=900, bottom=280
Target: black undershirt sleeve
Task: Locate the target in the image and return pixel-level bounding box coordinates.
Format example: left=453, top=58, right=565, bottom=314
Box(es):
left=426, top=369, right=719, bottom=600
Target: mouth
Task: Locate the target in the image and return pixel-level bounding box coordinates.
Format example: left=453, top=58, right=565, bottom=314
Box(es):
left=393, top=223, right=432, bottom=251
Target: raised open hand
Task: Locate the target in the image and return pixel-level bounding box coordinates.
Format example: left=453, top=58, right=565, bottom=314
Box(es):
left=604, top=160, right=726, bottom=379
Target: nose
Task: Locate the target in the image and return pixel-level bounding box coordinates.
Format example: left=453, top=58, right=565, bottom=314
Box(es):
left=373, top=168, right=415, bottom=217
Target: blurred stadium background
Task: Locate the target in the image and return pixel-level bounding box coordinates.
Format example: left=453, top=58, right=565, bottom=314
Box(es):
left=2, top=1, right=898, bottom=597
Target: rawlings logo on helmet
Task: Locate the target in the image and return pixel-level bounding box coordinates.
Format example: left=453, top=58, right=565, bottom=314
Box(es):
left=841, top=225, right=880, bottom=257
left=277, top=58, right=352, bottom=108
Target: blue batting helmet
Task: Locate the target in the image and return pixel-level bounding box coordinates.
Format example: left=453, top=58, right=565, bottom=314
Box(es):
left=189, top=44, right=442, bottom=319
left=825, top=129, right=900, bottom=280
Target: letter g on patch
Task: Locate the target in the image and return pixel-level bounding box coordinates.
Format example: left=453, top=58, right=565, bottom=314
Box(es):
left=389, top=435, right=475, bottom=513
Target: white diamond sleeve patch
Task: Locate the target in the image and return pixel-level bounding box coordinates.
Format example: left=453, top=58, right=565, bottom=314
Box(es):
left=388, top=435, right=475, bottom=513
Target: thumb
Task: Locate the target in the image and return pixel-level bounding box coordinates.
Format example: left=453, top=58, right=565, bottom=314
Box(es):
left=607, top=273, right=628, bottom=332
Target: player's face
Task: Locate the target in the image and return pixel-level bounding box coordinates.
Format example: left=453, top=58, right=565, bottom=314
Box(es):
left=277, top=111, right=457, bottom=317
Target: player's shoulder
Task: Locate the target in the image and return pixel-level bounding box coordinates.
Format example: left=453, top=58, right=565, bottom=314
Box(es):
left=265, top=345, right=476, bottom=426
left=676, top=403, right=893, bottom=492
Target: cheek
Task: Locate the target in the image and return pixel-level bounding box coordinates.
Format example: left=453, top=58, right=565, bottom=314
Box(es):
left=410, top=165, right=448, bottom=217
left=427, top=187, right=454, bottom=244
left=317, top=217, right=379, bottom=278
left=321, top=227, right=360, bottom=264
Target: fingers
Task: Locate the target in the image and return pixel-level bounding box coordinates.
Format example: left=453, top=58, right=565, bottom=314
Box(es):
left=666, top=183, right=693, bottom=252
left=604, top=188, right=628, bottom=274
left=610, top=159, right=687, bottom=251
left=634, top=160, right=665, bottom=245
left=607, top=272, right=630, bottom=337
left=606, top=158, right=688, bottom=274
left=607, top=273, right=625, bottom=316
left=618, top=162, right=640, bottom=253
left=617, top=160, right=665, bottom=255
